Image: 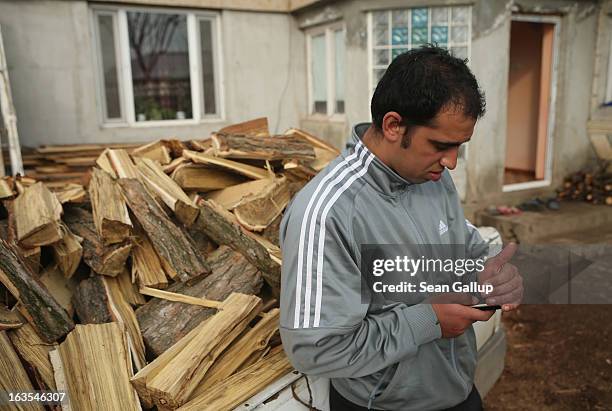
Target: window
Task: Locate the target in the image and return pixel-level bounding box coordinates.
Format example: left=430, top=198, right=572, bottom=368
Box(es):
left=369, top=6, right=472, bottom=90
left=92, top=7, right=222, bottom=125
left=307, top=24, right=345, bottom=116
left=606, top=17, right=612, bottom=105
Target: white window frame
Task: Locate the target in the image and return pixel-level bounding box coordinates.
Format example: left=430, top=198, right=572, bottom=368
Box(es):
left=605, top=20, right=612, bottom=104
left=306, top=22, right=346, bottom=120
left=90, top=5, right=225, bottom=128
left=502, top=14, right=561, bottom=193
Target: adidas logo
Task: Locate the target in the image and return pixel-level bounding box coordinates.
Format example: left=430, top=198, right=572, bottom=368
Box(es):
left=439, top=220, right=448, bottom=235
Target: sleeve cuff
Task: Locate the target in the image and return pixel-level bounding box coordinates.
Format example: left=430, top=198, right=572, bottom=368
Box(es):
left=401, top=303, right=442, bottom=346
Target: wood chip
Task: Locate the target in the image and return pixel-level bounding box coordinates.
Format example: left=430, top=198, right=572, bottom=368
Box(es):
left=14, top=182, right=63, bottom=247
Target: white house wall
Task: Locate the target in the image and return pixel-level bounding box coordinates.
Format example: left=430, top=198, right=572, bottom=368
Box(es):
left=0, top=0, right=307, bottom=147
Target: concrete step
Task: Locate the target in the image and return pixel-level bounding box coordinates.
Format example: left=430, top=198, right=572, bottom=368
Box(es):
left=475, top=202, right=612, bottom=243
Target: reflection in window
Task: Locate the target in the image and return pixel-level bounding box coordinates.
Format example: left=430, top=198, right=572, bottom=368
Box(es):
left=127, top=12, right=192, bottom=121
left=96, top=14, right=122, bottom=119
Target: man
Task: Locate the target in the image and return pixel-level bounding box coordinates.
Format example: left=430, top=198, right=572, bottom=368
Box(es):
left=279, top=45, right=523, bottom=410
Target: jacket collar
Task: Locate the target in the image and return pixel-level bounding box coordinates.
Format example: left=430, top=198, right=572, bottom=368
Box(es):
left=345, top=123, right=414, bottom=196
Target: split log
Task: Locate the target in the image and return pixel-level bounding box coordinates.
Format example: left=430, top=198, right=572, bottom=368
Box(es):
left=182, top=149, right=270, bottom=179
left=203, top=178, right=274, bottom=210
left=55, top=323, right=141, bottom=411
left=96, top=148, right=117, bottom=178
left=211, top=132, right=315, bottom=161
left=179, top=346, right=292, bottom=411
left=89, top=168, right=132, bottom=245
left=131, top=140, right=172, bottom=165
left=0, top=304, right=22, bottom=330
left=285, top=127, right=340, bottom=154
left=0, top=331, right=45, bottom=411
left=172, top=163, right=246, bottom=192
left=63, top=207, right=131, bottom=276
left=219, top=117, right=269, bottom=136
left=118, top=178, right=209, bottom=282
left=163, top=156, right=188, bottom=174
left=137, top=157, right=199, bottom=226
left=195, top=200, right=281, bottom=294
left=131, top=225, right=169, bottom=289
left=53, top=183, right=87, bottom=204
left=0, top=177, right=14, bottom=198
left=14, top=182, right=63, bottom=247
left=8, top=322, right=57, bottom=390
left=5, top=201, right=41, bottom=274
left=72, top=275, right=146, bottom=370
left=117, top=268, right=146, bottom=306
left=261, top=213, right=282, bottom=246
left=131, top=293, right=262, bottom=409
left=38, top=267, right=74, bottom=317
left=192, top=309, right=279, bottom=396
left=72, top=275, right=113, bottom=324
left=106, top=148, right=139, bottom=178
left=50, top=223, right=82, bottom=278
left=0, top=239, right=74, bottom=343
left=136, top=245, right=262, bottom=357
left=233, top=176, right=291, bottom=231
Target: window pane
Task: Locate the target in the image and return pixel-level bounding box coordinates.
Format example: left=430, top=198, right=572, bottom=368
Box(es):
left=374, top=11, right=389, bottom=46
left=127, top=12, right=192, bottom=121
left=311, top=33, right=327, bottom=114
left=199, top=19, right=216, bottom=115
left=97, top=14, right=121, bottom=119
left=334, top=29, right=345, bottom=114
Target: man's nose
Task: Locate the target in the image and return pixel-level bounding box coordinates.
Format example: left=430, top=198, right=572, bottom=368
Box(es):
left=440, top=149, right=458, bottom=170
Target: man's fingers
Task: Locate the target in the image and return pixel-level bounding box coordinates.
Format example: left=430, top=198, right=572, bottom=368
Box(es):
left=489, top=242, right=518, bottom=271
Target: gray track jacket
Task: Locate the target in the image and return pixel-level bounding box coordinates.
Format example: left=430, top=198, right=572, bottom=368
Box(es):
left=279, top=123, right=488, bottom=410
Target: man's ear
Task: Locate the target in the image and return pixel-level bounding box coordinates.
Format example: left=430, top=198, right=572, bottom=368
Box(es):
left=381, top=112, right=405, bottom=144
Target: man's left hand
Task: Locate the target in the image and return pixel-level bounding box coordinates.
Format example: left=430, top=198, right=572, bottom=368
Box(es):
left=478, top=242, right=524, bottom=312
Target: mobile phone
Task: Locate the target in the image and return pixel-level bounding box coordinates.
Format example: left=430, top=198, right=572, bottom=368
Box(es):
left=471, top=304, right=502, bottom=311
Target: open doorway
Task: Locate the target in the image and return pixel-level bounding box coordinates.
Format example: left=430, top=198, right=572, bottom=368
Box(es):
left=503, top=16, right=559, bottom=191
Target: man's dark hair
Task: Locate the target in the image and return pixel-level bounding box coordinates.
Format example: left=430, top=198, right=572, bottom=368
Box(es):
left=371, top=45, right=485, bottom=147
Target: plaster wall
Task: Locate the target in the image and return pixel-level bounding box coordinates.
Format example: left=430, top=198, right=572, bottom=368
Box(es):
left=0, top=0, right=307, bottom=147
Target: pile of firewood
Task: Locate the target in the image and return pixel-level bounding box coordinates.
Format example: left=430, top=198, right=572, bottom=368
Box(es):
left=0, top=118, right=339, bottom=410
left=556, top=162, right=612, bottom=206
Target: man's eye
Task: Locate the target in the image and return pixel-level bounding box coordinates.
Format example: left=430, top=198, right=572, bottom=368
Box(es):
left=433, top=143, right=449, bottom=151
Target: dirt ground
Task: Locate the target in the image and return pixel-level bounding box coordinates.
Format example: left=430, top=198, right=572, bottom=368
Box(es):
left=484, top=305, right=612, bottom=411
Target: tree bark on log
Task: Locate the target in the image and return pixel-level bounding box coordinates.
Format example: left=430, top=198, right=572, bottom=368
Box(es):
left=118, top=178, right=209, bottom=282
left=72, top=275, right=113, bottom=324
left=0, top=240, right=74, bottom=343
left=63, top=207, right=131, bottom=277
left=136, top=246, right=262, bottom=357
left=211, top=132, right=315, bottom=161
left=195, top=200, right=281, bottom=294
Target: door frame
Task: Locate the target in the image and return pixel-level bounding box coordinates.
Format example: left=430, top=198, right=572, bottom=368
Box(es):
left=503, top=14, right=561, bottom=192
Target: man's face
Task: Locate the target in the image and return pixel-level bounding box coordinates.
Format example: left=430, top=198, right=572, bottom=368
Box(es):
left=388, top=110, right=476, bottom=183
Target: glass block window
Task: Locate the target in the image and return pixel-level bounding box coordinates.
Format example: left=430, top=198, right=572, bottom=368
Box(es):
left=370, top=6, right=471, bottom=90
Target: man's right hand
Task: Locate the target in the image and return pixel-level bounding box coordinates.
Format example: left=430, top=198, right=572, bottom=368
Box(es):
left=432, top=304, right=494, bottom=338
